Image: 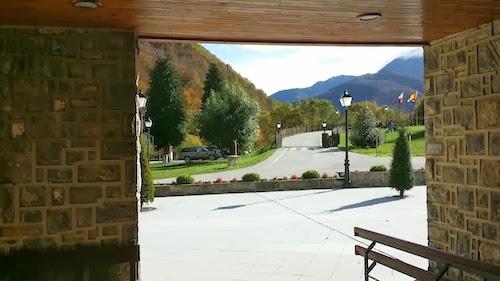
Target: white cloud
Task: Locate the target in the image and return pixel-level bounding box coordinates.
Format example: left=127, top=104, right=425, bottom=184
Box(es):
left=227, top=45, right=422, bottom=95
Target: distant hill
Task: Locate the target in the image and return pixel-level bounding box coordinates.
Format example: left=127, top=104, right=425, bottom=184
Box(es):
left=271, top=75, right=355, bottom=102
left=378, top=56, right=424, bottom=80
left=318, top=71, right=423, bottom=110
left=138, top=42, right=271, bottom=112
left=272, top=55, right=423, bottom=109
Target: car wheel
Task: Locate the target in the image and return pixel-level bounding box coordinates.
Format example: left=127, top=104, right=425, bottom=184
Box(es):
left=184, top=156, right=191, bottom=163
left=209, top=155, right=215, bottom=161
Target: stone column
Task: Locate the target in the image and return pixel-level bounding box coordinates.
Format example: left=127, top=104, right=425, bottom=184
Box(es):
left=0, top=27, right=138, bottom=280
left=425, top=20, right=500, bottom=280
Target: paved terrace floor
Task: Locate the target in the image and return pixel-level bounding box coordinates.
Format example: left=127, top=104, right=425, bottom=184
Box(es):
left=156, top=132, right=425, bottom=184
left=140, top=186, right=428, bottom=281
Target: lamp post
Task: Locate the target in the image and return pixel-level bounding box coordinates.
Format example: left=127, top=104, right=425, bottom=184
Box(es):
left=276, top=122, right=282, bottom=148
left=145, top=118, right=153, bottom=160
left=339, top=90, right=352, bottom=187
left=384, top=105, right=389, bottom=140
left=137, top=91, right=148, bottom=132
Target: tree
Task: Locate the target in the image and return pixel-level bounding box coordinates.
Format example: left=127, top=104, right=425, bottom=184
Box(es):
left=146, top=57, right=186, bottom=154
left=140, top=136, right=154, bottom=206
left=199, top=84, right=260, bottom=152
left=202, top=63, right=224, bottom=105
left=297, top=99, right=341, bottom=128
left=390, top=128, right=414, bottom=198
left=350, top=106, right=383, bottom=147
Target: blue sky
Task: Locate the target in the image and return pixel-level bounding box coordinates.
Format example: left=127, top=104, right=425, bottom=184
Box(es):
left=202, top=44, right=423, bottom=95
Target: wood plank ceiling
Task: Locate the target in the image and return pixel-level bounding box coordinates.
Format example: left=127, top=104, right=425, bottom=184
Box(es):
left=1, top=0, right=499, bottom=45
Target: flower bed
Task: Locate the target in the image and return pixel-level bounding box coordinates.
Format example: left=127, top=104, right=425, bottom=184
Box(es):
left=154, top=170, right=426, bottom=197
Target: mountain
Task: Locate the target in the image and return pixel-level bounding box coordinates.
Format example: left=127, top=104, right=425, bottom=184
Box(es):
left=378, top=56, right=424, bottom=80
left=272, top=55, right=423, bottom=109
left=318, top=71, right=424, bottom=110
left=138, top=42, right=271, bottom=112
left=271, top=75, right=355, bottom=102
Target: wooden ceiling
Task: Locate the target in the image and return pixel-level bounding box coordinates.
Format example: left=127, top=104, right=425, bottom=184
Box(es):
left=1, top=0, right=499, bottom=45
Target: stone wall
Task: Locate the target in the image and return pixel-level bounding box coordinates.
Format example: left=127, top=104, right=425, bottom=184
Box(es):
left=425, top=20, right=500, bottom=279
left=0, top=27, right=138, bottom=279
left=155, top=170, right=426, bottom=197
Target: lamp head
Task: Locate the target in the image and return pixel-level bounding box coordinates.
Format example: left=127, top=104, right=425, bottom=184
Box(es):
left=145, top=118, right=153, bottom=128
left=339, top=90, right=352, bottom=108
left=138, top=92, right=147, bottom=109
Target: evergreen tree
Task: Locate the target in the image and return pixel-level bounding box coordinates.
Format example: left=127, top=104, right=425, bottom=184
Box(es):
left=199, top=84, right=260, bottom=152
left=350, top=106, right=383, bottom=147
left=202, top=63, right=224, bottom=104
left=140, top=136, right=154, bottom=206
left=146, top=57, right=186, bottom=151
left=390, top=128, right=414, bottom=198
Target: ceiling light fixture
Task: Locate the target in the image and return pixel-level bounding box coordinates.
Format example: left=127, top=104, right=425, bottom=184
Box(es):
left=73, top=0, right=102, bottom=9
left=356, top=12, right=382, bottom=22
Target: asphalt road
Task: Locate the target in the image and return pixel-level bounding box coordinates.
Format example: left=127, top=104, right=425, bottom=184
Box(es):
left=155, top=131, right=425, bottom=183
left=140, top=186, right=428, bottom=281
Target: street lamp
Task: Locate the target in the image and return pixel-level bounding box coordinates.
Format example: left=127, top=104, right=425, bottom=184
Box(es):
left=275, top=122, right=282, bottom=148
left=137, top=92, right=148, bottom=134
left=145, top=118, right=153, bottom=160
left=339, top=90, right=352, bottom=187
left=322, top=121, right=327, bottom=132
left=138, top=91, right=147, bottom=109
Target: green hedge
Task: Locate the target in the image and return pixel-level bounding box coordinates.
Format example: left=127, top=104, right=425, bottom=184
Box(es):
left=242, top=173, right=260, bottom=182
left=302, top=170, right=320, bottom=179
left=370, top=165, right=388, bottom=172
left=176, top=175, right=195, bottom=185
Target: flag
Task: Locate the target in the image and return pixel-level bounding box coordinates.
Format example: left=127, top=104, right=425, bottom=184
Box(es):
left=407, top=91, right=418, bottom=103
left=398, top=92, right=404, bottom=104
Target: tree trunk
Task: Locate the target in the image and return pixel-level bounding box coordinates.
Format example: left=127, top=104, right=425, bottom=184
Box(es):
left=400, top=190, right=404, bottom=198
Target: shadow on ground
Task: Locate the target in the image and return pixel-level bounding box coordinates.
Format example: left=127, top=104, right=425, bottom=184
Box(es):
left=326, top=195, right=403, bottom=212
left=213, top=189, right=335, bottom=211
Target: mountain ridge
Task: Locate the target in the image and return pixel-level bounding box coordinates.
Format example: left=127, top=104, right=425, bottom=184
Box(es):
left=271, top=55, right=424, bottom=108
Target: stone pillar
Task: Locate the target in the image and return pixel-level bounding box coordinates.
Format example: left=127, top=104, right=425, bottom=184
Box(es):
left=425, top=20, right=500, bottom=280
left=0, top=27, right=138, bottom=280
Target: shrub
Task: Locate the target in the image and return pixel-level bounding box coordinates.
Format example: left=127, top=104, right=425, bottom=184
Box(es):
left=140, top=136, right=154, bottom=206
left=291, top=175, right=299, bottom=180
left=231, top=178, right=238, bottom=183
left=242, top=173, right=260, bottom=182
left=215, top=177, right=223, bottom=183
left=321, top=173, right=329, bottom=178
left=176, top=175, right=194, bottom=185
left=370, top=165, right=387, bottom=172
left=302, top=170, right=320, bottom=179
left=282, top=176, right=289, bottom=180
left=350, top=106, right=382, bottom=147
left=390, top=128, right=414, bottom=198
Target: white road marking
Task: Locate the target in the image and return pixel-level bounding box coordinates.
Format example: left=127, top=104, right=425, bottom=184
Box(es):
left=267, top=149, right=288, bottom=166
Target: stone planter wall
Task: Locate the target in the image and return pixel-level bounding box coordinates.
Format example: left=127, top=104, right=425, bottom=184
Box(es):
left=155, top=170, right=426, bottom=197
left=424, top=20, right=500, bottom=278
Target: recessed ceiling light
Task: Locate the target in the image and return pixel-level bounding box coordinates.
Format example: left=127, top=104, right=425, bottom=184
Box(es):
left=73, top=0, right=102, bottom=9
left=356, top=12, right=382, bottom=22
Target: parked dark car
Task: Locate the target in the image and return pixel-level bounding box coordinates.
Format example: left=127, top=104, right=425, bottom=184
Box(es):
left=179, top=147, right=221, bottom=163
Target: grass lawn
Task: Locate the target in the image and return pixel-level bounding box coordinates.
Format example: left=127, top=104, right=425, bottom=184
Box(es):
left=338, top=125, right=425, bottom=157
left=151, top=149, right=276, bottom=180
